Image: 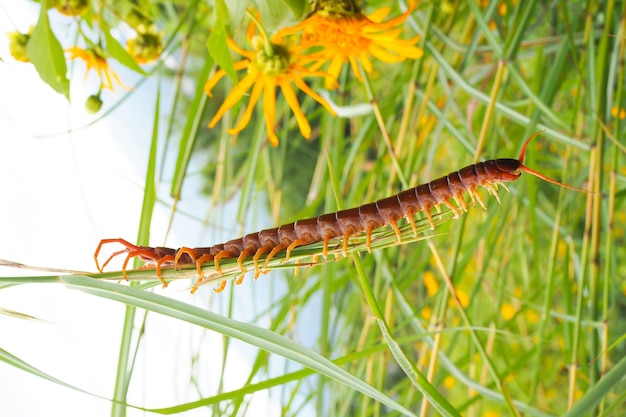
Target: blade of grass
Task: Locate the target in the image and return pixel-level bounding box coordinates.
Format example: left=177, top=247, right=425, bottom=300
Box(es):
left=61, top=275, right=420, bottom=417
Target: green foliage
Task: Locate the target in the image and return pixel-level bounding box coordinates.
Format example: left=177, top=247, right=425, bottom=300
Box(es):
left=2, top=0, right=626, bottom=416
left=27, top=1, right=70, bottom=99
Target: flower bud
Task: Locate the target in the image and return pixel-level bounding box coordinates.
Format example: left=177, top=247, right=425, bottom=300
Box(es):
left=85, top=94, right=103, bottom=114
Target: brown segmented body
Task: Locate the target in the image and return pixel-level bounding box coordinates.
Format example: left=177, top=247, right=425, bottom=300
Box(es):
left=94, top=133, right=590, bottom=292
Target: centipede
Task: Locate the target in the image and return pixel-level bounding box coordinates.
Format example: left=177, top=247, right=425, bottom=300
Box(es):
left=94, top=132, right=589, bottom=292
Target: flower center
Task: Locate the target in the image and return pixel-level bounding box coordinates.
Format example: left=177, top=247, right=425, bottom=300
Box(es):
left=251, top=36, right=291, bottom=76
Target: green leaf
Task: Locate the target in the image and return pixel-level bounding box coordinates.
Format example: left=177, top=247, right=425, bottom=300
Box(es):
left=207, top=0, right=237, bottom=82
left=562, top=355, right=626, bottom=417
left=281, top=0, right=308, bottom=19
left=26, top=2, right=70, bottom=100
left=104, top=31, right=147, bottom=76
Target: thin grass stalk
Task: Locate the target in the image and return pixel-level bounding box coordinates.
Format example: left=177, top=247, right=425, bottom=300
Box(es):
left=588, top=0, right=615, bottom=393
left=528, top=182, right=564, bottom=405
left=359, top=66, right=408, bottom=189
left=350, top=255, right=462, bottom=417
left=570, top=143, right=596, bottom=408
left=474, top=60, right=506, bottom=162
left=111, top=83, right=161, bottom=417
left=170, top=58, right=213, bottom=200
left=427, top=240, right=521, bottom=416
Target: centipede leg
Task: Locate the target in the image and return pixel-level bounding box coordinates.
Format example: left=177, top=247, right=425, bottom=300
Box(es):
left=342, top=231, right=353, bottom=256
left=323, top=236, right=331, bottom=259
left=155, top=255, right=175, bottom=287
left=252, top=245, right=271, bottom=278
left=441, top=199, right=461, bottom=219
left=365, top=226, right=375, bottom=253
left=237, top=250, right=253, bottom=274
left=404, top=212, right=418, bottom=238
left=94, top=238, right=140, bottom=272
left=286, top=238, right=311, bottom=261
left=453, top=195, right=468, bottom=213
left=468, top=186, right=487, bottom=210
left=262, top=244, right=287, bottom=271
left=194, top=253, right=214, bottom=280
left=120, top=248, right=162, bottom=281
left=235, top=274, right=245, bottom=285
left=423, top=208, right=436, bottom=230
left=389, top=219, right=402, bottom=243
left=214, top=280, right=227, bottom=293
left=213, top=250, right=237, bottom=275
left=174, top=247, right=197, bottom=268
left=483, top=183, right=501, bottom=204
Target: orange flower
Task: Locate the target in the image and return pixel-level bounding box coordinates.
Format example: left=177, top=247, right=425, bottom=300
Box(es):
left=205, top=18, right=336, bottom=146
left=66, top=47, right=130, bottom=91
left=275, top=0, right=423, bottom=88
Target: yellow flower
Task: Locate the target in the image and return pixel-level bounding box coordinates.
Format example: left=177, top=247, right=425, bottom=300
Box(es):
left=53, top=0, right=90, bottom=17
left=276, top=0, right=423, bottom=89
left=205, top=19, right=336, bottom=146
left=611, top=105, right=626, bottom=120
left=7, top=30, right=31, bottom=62
left=127, top=30, right=163, bottom=64
left=500, top=303, right=516, bottom=320
left=66, top=47, right=130, bottom=91
left=422, top=271, right=439, bottom=296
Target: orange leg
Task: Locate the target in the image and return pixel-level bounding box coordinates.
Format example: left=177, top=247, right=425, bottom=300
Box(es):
left=454, top=194, right=468, bottom=213
left=482, top=183, right=501, bottom=204
left=405, top=212, right=418, bottom=237
left=174, top=247, right=198, bottom=268
left=286, top=238, right=311, bottom=261
left=365, top=226, right=375, bottom=253
left=194, top=253, right=214, bottom=280
left=214, top=280, right=227, bottom=293
left=117, top=248, right=161, bottom=281
left=213, top=250, right=236, bottom=275
left=423, top=206, right=436, bottom=230
left=441, top=198, right=461, bottom=219
left=236, top=249, right=253, bottom=273
left=252, top=245, right=272, bottom=278
left=322, top=235, right=331, bottom=259
left=155, top=255, right=175, bottom=287
left=235, top=274, right=245, bottom=285
left=389, top=219, right=402, bottom=243
left=94, top=238, right=140, bottom=272
left=469, top=185, right=487, bottom=210
left=262, top=243, right=287, bottom=272
left=342, top=231, right=353, bottom=256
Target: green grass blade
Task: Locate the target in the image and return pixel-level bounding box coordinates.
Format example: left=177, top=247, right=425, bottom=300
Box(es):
left=61, top=275, right=420, bottom=416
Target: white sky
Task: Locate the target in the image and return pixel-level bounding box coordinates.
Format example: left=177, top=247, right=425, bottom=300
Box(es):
left=0, top=2, right=320, bottom=416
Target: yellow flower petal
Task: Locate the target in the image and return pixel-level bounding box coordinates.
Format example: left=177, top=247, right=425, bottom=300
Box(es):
left=208, top=72, right=256, bottom=128
left=280, top=81, right=311, bottom=139
left=263, top=77, right=279, bottom=146
left=204, top=60, right=249, bottom=97
left=228, top=80, right=264, bottom=135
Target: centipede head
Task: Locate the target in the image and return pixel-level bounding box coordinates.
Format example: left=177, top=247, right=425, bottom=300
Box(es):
left=516, top=130, right=591, bottom=193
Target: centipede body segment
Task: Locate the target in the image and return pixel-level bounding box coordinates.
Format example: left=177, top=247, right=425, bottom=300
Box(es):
left=94, top=132, right=589, bottom=292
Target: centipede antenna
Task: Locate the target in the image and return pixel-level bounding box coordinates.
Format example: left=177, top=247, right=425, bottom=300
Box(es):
left=517, top=130, right=546, bottom=164
left=519, top=165, right=592, bottom=193
left=518, top=131, right=591, bottom=193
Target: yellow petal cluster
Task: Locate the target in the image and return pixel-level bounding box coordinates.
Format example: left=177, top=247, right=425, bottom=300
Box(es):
left=66, top=47, right=130, bottom=91
left=206, top=1, right=422, bottom=144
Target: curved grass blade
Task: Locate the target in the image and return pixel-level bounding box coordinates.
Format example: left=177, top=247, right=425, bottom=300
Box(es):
left=61, top=275, right=420, bottom=416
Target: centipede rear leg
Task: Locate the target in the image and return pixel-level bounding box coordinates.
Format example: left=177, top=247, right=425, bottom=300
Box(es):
left=94, top=238, right=139, bottom=273
left=95, top=238, right=165, bottom=281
